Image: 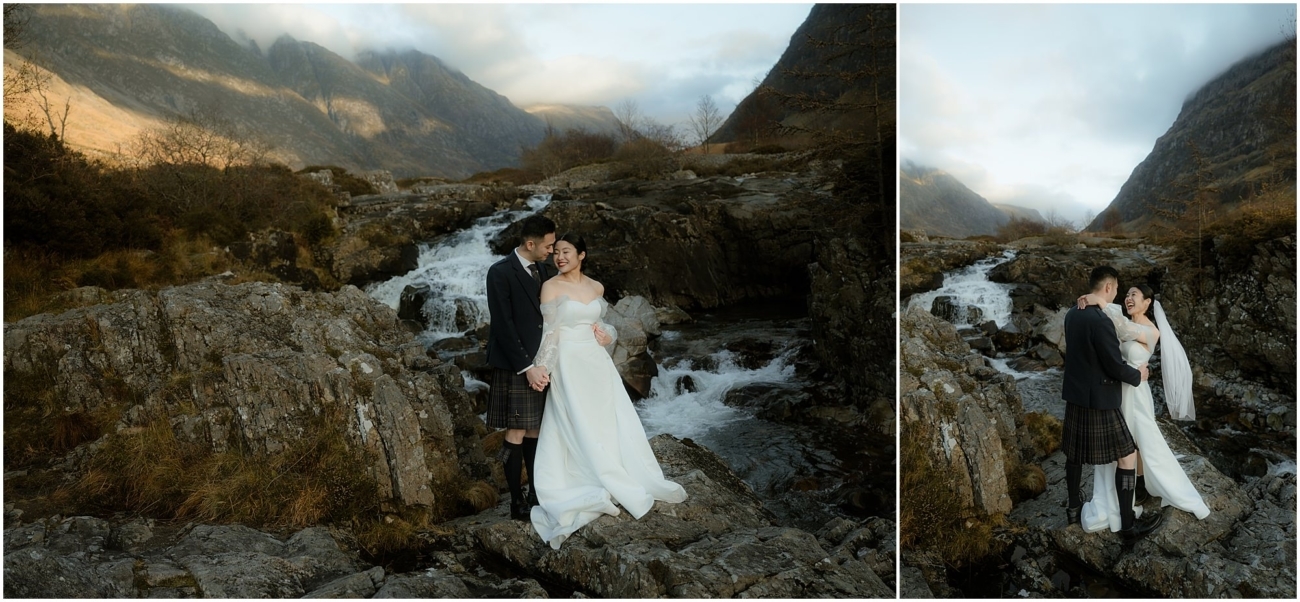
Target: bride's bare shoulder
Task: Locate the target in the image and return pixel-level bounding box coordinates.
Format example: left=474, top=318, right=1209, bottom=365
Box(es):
left=586, top=277, right=605, bottom=296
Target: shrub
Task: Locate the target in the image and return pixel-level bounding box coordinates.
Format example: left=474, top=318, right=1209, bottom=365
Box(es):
left=607, top=138, right=678, bottom=180
left=461, top=167, right=544, bottom=186
left=521, top=128, right=619, bottom=177
left=995, top=216, right=1048, bottom=243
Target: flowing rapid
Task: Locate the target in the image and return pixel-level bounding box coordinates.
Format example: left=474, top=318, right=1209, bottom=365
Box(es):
left=907, top=250, right=1016, bottom=328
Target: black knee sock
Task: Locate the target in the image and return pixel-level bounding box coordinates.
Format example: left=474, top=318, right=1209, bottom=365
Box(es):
left=1065, top=463, right=1083, bottom=508
left=1116, top=467, right=1137, bottom=531
left=522, top=437, right=539, bottom=495
left=503, top=441, right=524, bottom=503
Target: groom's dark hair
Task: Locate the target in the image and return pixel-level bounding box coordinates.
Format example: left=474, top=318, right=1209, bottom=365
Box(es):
left=519, top=215, right=556, bottom=243
left=1089, top=266, right=1120, bottom=292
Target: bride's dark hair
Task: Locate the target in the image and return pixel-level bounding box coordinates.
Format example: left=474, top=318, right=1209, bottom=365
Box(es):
left=1131, top=283, right=1156, bottom=321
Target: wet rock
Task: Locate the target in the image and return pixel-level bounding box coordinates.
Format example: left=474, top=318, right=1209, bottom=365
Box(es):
left=929, top=296, right=959, bottom=322
left=992, top=323, right=1029, bottom=352
left=458, top=435, right=892, bottom=598
left=328, top=195, right=494, bottom=286
left=604, top=296, right=660, bottom=398
left=655, top=305, right=693, bottom=325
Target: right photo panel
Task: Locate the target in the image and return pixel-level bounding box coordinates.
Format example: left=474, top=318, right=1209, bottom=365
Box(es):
left=898, top=4, right=1296, bottom=599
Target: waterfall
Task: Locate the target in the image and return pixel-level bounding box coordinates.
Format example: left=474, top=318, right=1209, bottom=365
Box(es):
left=907, top=250, right=1016, bottom=328
left=365, top=195, right=551, bottom=343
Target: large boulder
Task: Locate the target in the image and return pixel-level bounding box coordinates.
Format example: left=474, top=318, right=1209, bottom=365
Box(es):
left=455, top=435, right=894, bottom=598
left=900, top=306, right=1026, bottom=516
left=491, top=176, right=818, bottom=311
left=3, top=281, right=491, bottom=515
left=809, top=235, right=896, bottom=431
left=1008, top=420, right=1294, bottom=598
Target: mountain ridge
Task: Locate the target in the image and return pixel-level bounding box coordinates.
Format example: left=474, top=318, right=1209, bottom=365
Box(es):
left=900, top=162, right=1010, bottom=238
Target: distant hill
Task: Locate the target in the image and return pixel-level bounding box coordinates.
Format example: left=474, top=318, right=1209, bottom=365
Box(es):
left=5, top=4, right=549, bottom=178
left=524, top=104, right=622, bottom=136
left=900, top=162, right=1010, bottom=238
left=1088, top=41, right=1296, bottom=232
left=712, top=4, right=895, bottom=146
left=994, top=204, right=1045, bottom=223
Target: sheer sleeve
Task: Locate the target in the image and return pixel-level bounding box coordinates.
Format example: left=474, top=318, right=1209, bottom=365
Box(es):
left=1102, top=303, right=1143, bottom=342
left=535, top=300, right=560, bottom=374
left=596, top=299, right=618, bottom=355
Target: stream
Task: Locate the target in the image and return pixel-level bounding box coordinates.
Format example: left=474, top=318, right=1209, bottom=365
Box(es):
left=366, top=195, right=889, bottom=534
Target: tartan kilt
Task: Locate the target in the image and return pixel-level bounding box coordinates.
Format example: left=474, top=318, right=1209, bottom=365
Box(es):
left=1061, top=403, right=1137, bottom=465
left=486, top=368, right=547, bottom=430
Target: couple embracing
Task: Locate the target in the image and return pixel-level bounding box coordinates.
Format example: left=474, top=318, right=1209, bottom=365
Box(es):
left=484, top=214, right=687, bottom=550
left=1061, top=265, right=1211, bottom=544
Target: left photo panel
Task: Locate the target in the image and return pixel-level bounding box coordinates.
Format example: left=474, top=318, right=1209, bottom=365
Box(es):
left=2, top=3, right=899, bottom=598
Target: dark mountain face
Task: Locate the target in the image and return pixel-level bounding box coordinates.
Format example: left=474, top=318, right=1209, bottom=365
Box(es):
left=900, top=163, right=1010, bottom=238
left=11, top=4, right=549, bottom=178
left=712, top=3, right=895, bottom=145
left=1089, top=41, right=1297, bottom=231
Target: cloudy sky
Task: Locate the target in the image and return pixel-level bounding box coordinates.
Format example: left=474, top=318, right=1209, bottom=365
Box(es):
left=186, top=4, right=812, bottom=128
left=900, top=3, right=1294, bottom=224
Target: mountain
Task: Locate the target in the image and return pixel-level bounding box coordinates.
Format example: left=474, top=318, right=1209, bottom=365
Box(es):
left=900, top=162, right=1010, bottom=238
left=994, top=204, right=1045, bottom=223
left=712, top=3, right=895, bottom=145
left=1088, top=40, right=1297, bottom=232
left=524, top=104, right=622, bottom=136
left=5, top=4, right=549, bottom=178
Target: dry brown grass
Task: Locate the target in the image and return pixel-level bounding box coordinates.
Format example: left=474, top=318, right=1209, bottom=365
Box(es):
left=900, top=420, right=1009, bottom=567
left=461, top=480, right=500, bottom=514
left=1021, top=411, right=1063, bottom=458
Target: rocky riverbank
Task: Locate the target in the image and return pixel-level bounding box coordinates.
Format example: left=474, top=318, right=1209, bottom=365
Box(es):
left=899, top=234, right=1296, bottom=598
left=4, top=435, right=894, bottom=598
left=5, top=157, right=897, bottom=597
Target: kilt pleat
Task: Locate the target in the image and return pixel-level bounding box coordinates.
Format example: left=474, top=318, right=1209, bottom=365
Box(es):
left=1061, top=403, right=1137, bottom=465
left=487, top=368, right=547, bottom=430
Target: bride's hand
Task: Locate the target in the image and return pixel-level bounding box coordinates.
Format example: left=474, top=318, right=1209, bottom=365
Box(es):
left=1076, top=293, right=1104, bottom=309
left=592, top=324, right=611, bottom=347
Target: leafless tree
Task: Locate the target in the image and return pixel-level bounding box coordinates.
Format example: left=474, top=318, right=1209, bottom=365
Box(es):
left=687, top=94, right=723, bottom=154
left=133, top=108, right=272, bottom=170
left=3, top=5, right=50, bottom=128
left=613, top=99, right=642, bottom=143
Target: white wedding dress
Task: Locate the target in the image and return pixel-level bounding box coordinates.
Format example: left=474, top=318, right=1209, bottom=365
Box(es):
left=1081, top=306, right=1211, bottom=532
left=529, top=296, right=687, bottom=549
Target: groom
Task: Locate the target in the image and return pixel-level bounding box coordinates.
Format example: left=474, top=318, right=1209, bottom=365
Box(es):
left=485, top=214, right=556, bottom=521
left=1061, top=266, right=1163, bottom=544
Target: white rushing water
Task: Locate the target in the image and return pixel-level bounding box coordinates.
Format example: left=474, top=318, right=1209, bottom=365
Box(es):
left=366, top=195, right=550, bottom=342
left=638, top=346, right=798, bottom=441
left=907, top=250, right=1017, bottom=328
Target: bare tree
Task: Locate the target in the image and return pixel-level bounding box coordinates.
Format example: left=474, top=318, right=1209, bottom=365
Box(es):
left=36, top=84, right=70, bottom=139
left=613, top=99, right=642, bottom=143
left=3, top=5, right=50, bottom=128
left=687, top=94, right=723, bottom=154
left=134, top=108, right=272, bottom=170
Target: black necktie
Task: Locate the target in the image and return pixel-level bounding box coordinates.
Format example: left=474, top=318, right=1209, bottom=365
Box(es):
left=528, top=263, right=541, bottom=284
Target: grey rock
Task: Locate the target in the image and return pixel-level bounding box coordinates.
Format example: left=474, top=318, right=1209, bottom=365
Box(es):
left=458, top=435, right=892, bottom=598
left=180, top=552, right=307, bottom=598
left=109, top=517, right=154, bottom=552
left=301, top=566, right=386, bottom=598
left=899, top=566, right=934, bottom=599
left=373, top=569, right=471, bottom=598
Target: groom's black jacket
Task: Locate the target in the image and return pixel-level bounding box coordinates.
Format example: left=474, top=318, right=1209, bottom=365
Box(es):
left=485, top=254, right=555, bottom=373
left=1061, top=305, right=1142, bottom=410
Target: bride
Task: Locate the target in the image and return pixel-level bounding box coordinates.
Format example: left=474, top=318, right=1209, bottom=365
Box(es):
left=1078, top=285, right=1211, bottom=533
left=527, top=234, right=687, bottom=549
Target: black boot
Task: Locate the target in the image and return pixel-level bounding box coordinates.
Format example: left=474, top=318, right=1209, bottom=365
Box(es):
left=1064, top=462, right=1083, bottom=527
left=502, top=441, right=528, bottom=521
left=1117, top=467, right=1163, bottom=544
left=522, top=436, right=540, bottom=507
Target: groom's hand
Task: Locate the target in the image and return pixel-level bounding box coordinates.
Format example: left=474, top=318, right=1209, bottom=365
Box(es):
left=1138, top=363, right=1149, bottom=382
left=526, top=366, right=550, bottom=390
